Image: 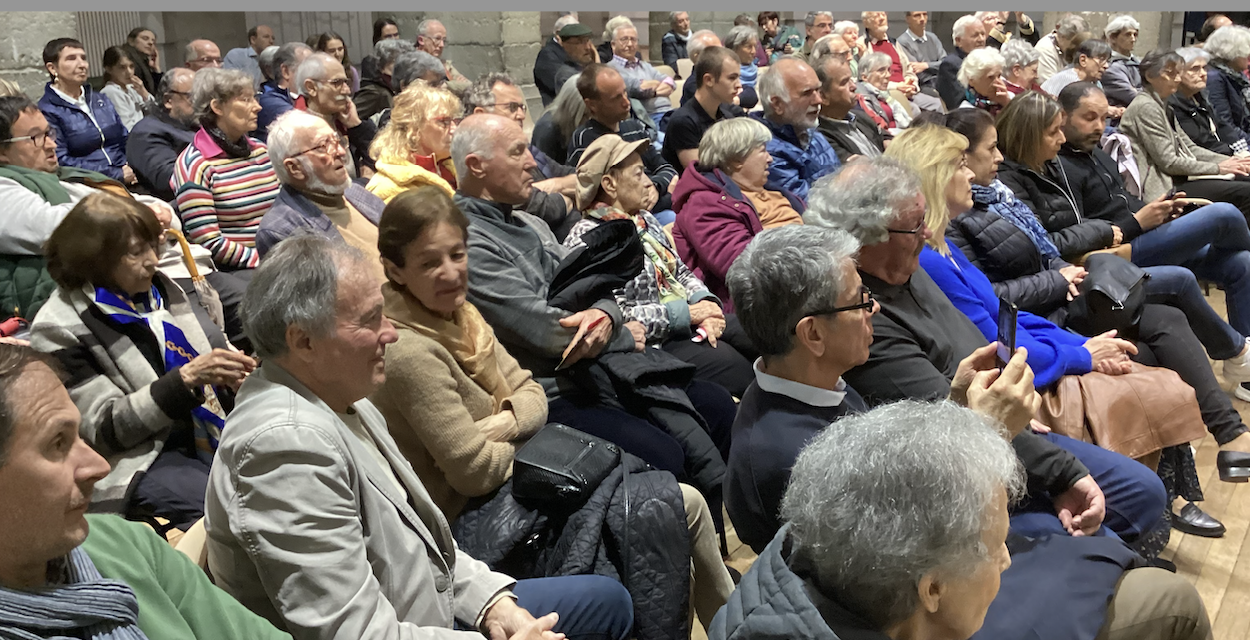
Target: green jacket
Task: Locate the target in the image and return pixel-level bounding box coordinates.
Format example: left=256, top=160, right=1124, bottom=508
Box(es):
left=81, top=514, right=292, bottom=640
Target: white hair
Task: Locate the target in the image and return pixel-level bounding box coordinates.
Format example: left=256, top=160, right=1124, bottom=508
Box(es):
left=604, top=16, right=636, bottom=44
left=293, top=52, right=338, bottom=98
left=757, top=57, right=795, bottom=115
left=1205, top=25, right=1250, bottom=64
left=1104, top=15, right=1140, bottom=38
left=698, top=117, right=772, bottom=172
left=687, top=29, right=720, bottom=62
left=451, top=115, right=502, bottom=179
left=953, top=15, right=981, bottom=42
left=832, top=21, right=858, bottom=37
left=958, top=47, right=1006, bottom=87
left=553, top=14, right=580, bottom=35
left=807, top=157, right=922, bottom=245
left=1176, top=46, right=1211, bottom=66
left=266, top=109, right=329, bottom=184
left=1000, top=38, right=1040, bottom=73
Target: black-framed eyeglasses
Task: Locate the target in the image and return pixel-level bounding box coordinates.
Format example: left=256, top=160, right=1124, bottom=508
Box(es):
left=165, top=90, right=190, bottom=98
left=489, top=101, right=528, bottom=115
left=790, top=286, right=876, bottom=332
left=292, top=136, right=345, bottom=158
left=1, top=127, right=56, bottom=146
left=887, top=218, right=926, bottom=235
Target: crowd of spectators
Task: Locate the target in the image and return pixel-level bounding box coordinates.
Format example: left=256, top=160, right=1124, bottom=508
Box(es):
left=4, top=10, right=1250, bottom=640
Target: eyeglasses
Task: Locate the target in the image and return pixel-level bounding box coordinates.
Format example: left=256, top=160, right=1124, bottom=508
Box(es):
left=425, top=36, right=447, bottom=44
left=887, top=217, right=926, bottom=235
left=431, top=115, right=463, bottom=128
left=165, top=90, right=190, bottom=98
left=317, top=77, right=352, bottom=89
left=1, top=127, right=56, bottom=146
left=489, top=101, right=528, bottom=115
left=791, top=286, right=876, bottom=332
left=292, top=136, right=345, bottom=158
left=615, top=36, right=638, bottom=44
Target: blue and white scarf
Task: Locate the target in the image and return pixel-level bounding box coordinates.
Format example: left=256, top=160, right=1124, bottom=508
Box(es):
left=90, top=284, right=226, bottom=464
left=0, top=546, right=149, bottom=640
left=972, top=179, right=1061, bottom=261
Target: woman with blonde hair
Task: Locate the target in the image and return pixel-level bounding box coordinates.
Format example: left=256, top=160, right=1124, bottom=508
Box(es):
left=366, top=81, right=461, bottom=202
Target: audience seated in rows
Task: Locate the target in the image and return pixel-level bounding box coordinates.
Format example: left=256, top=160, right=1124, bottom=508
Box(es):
left=1172, top=46, right=1250, bottom=156
left=40, top=38, right=133, bottom=185
left=662, top=46, right=743, bottom=173
left=607, top=19, right=674, bottom=133
left=1201, top=25, right=1250, bottom=144
left=856, top=52, right=915, bottom=132
left=203, top=234, right=635, bottom=640
left=463, top=72, right=581, bottom=241
left=754, top=57, right=839, bottom=201
left=938, top=15, right=987, bottom=110
left=814, top=52, right=886, bottom=162
left=367, top=82, right=461, bottom=202
left=1103, top=15, right=1144, bottom=108
left=673, top=117, right=805, bottom=310
left=570, top=64, right=678, bottom=218
left=712, top=397, right=1212, bottom=640
left=1035, top=14, right=1092, bottom=85
left=293, top=52, right=378, bottom=178
left=258, top=110, right=386, bottom=289
left=806, top=158, right=1178, bottom=556
left=415, top=18, right=471, bottom=95
left=566, top=134, right=755, bottom=397
left=172, top=68, right=280, bottom=274
left=126, top=67, right=196, bottom=201
left=0, top=344, right=292, bottom=639
left=371, top=49, right=449, bottom=130
left=223, top=25, right=274, bottom=88
left=1118, top=52, right=1250, bottom=218
left=662, top=11, right=691, bottom=73
left=31, top=193, right=252, bottom=528
left=958, top=47, right=1011, bottom=115
left=534, top=21, right=596, bottom=107
left=255, top=42, right=312, bottom=139
left=861, top=11, right=942, bottom=113
left=1001, top=37, right=1044, bottom=96
left=353, top=38, right=413, bottom=123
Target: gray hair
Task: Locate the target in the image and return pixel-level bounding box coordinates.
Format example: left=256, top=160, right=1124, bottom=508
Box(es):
left=780, top=400, right=1026, bottom=629
left=451, top=114, right=500, bottom=179
left=806, top=157, right=922, bottom=245
left=757, top=57, right=795, bottom=113
left=183, top=39, right=215, bottom=64
left=1000, top=38, right=1040, bottom=73
left=416, top=19, right=443, bottom=37
left=858, top=51, right=892, bottom=77
left=727, top=225, right=861, bottom=357
left=374, top=38, right=415, bottom=71
left=1104, top=15, right=1140, bottom=38
left=698, top=117, right=771, bottom=172
left=258, top=45, right=280, bottom=81
left=952, top=15, right=981, bottom=41
left=604, top=16, right=636, bottom=44
left=1055, top=14, right=1090, bottom=40
left=462, top=72, right=516, bottom=114
left=832, top=21, right=858, bottom=37
left=805, top=11, right=833, bottom=28
left=1177, top=46, right=1211, bottom=66
left=958, top=47, right=1006, bottom=87
left=553, top=14, right=580, bottom=36
left=240, top=235, right=368, bottom=359
left=391, top=50, right=444, bottom=92
left=266, top=109, right=327, bottom=184
left=669, top=11, right=687, bottom=27
left=973, top=10, right=1000, bottom=21
left=273, top=42, right=313, bottom=80
left=723, top=25, right=758, bottom=51
left=191, top=67, right=255, bottom=127
left=294, top=52, right=338, bottom=97
left=810, top=34, right=845, bottom=62
left=687, top=29, right=720, bottom=62
left=549, top=73, right=588, bottom=142
left=155, top=67, right=194, bottom=108
left=1204, top=25, right=1250, bottom=64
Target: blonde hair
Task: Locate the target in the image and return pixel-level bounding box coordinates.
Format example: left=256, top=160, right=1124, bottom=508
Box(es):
left=883, top=125, right=969, bottom=255
left=0, top=78, right=22, bottom=98
left=370, top=82, right=462, bottom=163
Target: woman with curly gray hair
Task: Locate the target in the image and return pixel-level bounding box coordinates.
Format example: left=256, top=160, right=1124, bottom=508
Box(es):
left=170, top=67, right=280, bottom=272
left=1204, top=25, right=1250, bottom=143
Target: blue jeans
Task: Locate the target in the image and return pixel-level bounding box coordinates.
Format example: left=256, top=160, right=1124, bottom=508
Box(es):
left=512, top=576, right=634, bottom=640
left=651, top=209, right=677, bottom=226
left=1131, top=202, right=1250, bottom=348
left=1009, top=433, right=1167, bottom=547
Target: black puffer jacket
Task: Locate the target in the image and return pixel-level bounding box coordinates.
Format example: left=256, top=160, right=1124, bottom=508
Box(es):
left=997, top=158, right=1117, bottom=261
left=947, top=203, right=1072, bottom=322
left=1056, top=144, right=1146, bottom=238
left=454, top=454, right=691, bottom=640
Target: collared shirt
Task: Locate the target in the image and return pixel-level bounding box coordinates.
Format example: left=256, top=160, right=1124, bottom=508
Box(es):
left=51, top=84, right=102, bottom=130
left=223, top=46, right=263, bottom=88
left=753, top=358, right=846, bottom=407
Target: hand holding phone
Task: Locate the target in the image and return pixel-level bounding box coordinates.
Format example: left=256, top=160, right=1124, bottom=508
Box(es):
left=996, top=298, right=1018, bottom=370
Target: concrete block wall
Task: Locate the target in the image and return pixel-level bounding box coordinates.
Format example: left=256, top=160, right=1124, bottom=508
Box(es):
left=0, top=12, right=77, bottom=99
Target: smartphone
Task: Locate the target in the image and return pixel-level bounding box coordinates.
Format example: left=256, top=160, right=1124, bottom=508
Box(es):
left=996, top=298, right=1018, bottom=370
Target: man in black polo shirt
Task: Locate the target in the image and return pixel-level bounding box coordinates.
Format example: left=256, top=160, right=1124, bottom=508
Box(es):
left=662, top=46, right=743, bottom=174
left=569, top=63, right=679, bottom=216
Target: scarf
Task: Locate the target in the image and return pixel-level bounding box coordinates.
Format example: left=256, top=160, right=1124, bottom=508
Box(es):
left=90, top=284, right=226, bottom=464
left=971, top=180, right=1061, bottom=261
left=586, top=205, right=687, bottom=304
left=674, top=30, right=691, bottom=44
left=1212, top=61, right=1250, bottom=109
left=965, top=87, right=1004, bottom=117
left=0, top=547, right=149, bottom=640
left=0, top=165, right=124, bottom=205
left=205, top=125, right=251, bottom=159
left=381, top=283, right=510, bottom=412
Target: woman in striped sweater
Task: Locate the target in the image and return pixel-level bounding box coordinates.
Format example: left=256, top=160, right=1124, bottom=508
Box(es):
left=172, top=68, right=280, bottom=272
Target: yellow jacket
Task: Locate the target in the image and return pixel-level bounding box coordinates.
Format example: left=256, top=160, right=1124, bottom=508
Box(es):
left=366, top=158, right=456, bottom=203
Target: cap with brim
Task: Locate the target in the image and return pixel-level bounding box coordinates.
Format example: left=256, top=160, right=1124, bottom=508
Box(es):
left=576, top=135, right=649, bottom=211
left=558, top=23, right=594, bottom=39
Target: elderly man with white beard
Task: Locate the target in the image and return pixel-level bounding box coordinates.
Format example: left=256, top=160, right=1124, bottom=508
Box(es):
left=751, top=57, right=840, bottom=201
left=256, top=110, right=388, bottom=285
left=294, top=52, right=378, bottom=178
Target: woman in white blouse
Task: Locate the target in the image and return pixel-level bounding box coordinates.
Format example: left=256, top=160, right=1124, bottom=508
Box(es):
left=100, top=45, right=154, bottom=130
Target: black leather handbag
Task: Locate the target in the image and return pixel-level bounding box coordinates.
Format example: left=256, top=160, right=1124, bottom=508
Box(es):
left=512, top=423, right=622, bottom=514
left=1066, top=253, right=1149, bottom=342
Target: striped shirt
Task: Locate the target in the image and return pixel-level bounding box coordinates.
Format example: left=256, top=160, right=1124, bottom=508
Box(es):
left=172, top=129, right=279, bottom=268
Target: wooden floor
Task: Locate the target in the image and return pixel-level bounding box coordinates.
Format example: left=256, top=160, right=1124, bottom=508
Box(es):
left=697, top=289, right=1250, bottom=640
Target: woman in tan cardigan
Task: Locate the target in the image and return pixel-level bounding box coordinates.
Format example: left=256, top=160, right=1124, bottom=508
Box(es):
left=369, top=186, right=735, bottom=631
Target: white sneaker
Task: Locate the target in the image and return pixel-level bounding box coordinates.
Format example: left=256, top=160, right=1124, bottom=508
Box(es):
left=1236, top=382, right=1250, bottom=403
left=1224, top=338, right=1250, bottom=384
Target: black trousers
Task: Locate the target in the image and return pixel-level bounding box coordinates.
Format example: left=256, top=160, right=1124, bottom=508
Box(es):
left=661, top=315, right=757, bottom=398
left=1177, top=177, right=1250, bottom=222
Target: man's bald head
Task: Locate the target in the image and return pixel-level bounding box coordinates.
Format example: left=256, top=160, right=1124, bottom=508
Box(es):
left=452, top=113, right=536, bottom=204
left=688, top=29, right=723, bottom=63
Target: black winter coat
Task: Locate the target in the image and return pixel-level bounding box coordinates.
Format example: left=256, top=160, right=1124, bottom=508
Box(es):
left=1056, top=144, right=1146, bottom=239
left=1170, top=92, right=1242, bottom=156
left=997, top=158, right=1117, bottom=261
left=947, top=204, right=1072, bottom=322
left=454, top=454, right=691, bottom=640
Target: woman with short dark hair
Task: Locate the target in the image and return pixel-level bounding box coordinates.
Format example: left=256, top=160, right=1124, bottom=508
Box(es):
left=38, top=38, right=134, bottom=184
left=29, top=191, right=255, bottom=529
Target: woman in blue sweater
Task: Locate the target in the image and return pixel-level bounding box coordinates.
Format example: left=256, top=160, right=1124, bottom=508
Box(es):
left=38, top=38, right=134, bottom=184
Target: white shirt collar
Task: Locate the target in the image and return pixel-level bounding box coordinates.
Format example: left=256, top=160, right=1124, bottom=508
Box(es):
left=753, top=358, right=846, bottom=407
left=51, top=84, right=89, bottom=108
left=905, top=30, right=928, bottom=43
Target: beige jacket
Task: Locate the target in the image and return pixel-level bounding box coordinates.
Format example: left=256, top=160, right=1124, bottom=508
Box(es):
left=1119, top=88, right=1229, bottom=201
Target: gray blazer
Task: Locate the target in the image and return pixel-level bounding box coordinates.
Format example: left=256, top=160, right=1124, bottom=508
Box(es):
left=205, top=362, right=515, bottom=640
left=1119, top=88, right=1229, bottom=201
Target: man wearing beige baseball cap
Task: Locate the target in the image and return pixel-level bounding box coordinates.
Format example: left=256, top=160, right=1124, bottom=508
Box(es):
left=565, top=134, right=756, bottom=397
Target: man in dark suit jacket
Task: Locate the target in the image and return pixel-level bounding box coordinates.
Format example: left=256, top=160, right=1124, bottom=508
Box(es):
left=812, top=54, right=885, bottom=163
left=939, top=15, right=988, bottom=110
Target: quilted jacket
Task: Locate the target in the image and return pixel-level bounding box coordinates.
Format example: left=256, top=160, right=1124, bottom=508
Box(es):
left=454, top=454, right=691, bottom=640
left=997, top=158, right=1118, bottom=261
left=751, top=112, right=839, bottom=202
left=39, top=83, right=129, bottom=181
left=0, top=254, right=57, bottom=321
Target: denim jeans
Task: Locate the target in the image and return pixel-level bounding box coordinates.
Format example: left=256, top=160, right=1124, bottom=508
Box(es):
left=1131, top=202, right=1250, bottom=347
left=1009, top=432, right=1167, bottom=548
left=512, top=575, right=635, bottom=640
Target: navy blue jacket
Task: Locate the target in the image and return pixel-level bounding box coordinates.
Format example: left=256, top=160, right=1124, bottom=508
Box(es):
left=1207, top=65, right=1250, bottom=144
left=39, top=83, right=128, bottom=181
left=254, top=81, right=295, bottom=141
left=125, top=111, right=197, bottom=201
